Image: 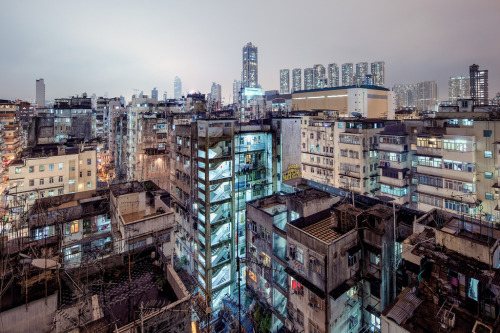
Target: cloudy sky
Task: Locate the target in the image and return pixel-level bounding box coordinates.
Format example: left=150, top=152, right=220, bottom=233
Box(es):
left=1, top=0, right=499, bottom=103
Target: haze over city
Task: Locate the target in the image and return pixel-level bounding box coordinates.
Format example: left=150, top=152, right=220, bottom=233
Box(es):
left=1, top=0, right=499, bottom=102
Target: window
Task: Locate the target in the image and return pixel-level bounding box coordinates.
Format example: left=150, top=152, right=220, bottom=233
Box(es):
left=418, top=174, right=443, bottom=188
left=296, top=308, right=304, bottom=326
left=48, top=190, right=54, bottom=196
left=79, top=172, right=83, bottom=177
left=59, top=176, right=63, bottom=182
left=40, top=191, right=45, bottom=198
left=309, top=256, right=324, bottom=276
left=49, top=164, right=54, bottom=171
left=29, top=166, right=34, bottom=173
left=338, top=122, right=344, bottom=129
left=69, top=166, right=75, bottom=171
left=87, top=158, right=92, bottom=165
left=39, top=165, right=45, bottom=172
left=65, top=221, right=79, bottom=234
left=39, top=179, right=44, bottom=185
left=58, top=163, right=64, bottom=170
left=369, top=252, right=380, bottom=265
left=296, top=248, right=303, bottom=263
left=348, top=252, right=357, bottom=266
left=15, top=167, right=21, bottom=174
left=484, top=130, right=492, bottom=137
left=87, top=182, right=92, bottom=188
left=87, top=171, right=91, bottom=176
left=462, top=119, right=473, bottom=126
left=29, top=192, right=35, bottom=200
left=419, top=193, right=443, bottom=207
left=485, top=172, right=493, bottom=179
left=417, top=156, right=442, bottom=168
left=484, top=151, right=493, bottom=158
left=58, top=189, right=64, bottom=195
left=485, top=193, right=494, bottom=200
left=69, top=179, right=75, bottom=184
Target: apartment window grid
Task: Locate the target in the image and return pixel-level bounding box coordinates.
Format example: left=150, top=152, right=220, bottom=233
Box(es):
left=418, top=193, right=443, bottom=208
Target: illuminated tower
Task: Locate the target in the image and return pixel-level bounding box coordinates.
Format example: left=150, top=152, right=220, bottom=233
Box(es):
left=242, top=42, right=258, bottom=88
left=469, top=64, right=488, bottom=106
left=292, top=68, right=302, bottom=92
left=280, top=69, right=290, bottom=94
left=328, top=63, right=339, bottom=88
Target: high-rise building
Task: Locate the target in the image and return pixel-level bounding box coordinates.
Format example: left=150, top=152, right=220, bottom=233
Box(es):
left=448, top=76, right=470, bottom=103
left=36, top=78, right=45, bottom=107
left=469, top=64, right=488, bottom=105
left=304, top=68, right=314, bottom=90
left=292, top=68, right=302, bottom=92
left=328, top=63, right=339, bottom=88
left=356, top=62, right=369, bottom=86
left=313, top=64, right=326, bottom=89
left=174, top=76, right=182, bottom=99
left=280, top=69, right=290, bottom=94
left=151, top=87, right=158, bottom=101
left=242, top=42, right=258, bottom=88
left=342, top=63, right=354, bottom=86
left=210, top=82, right=222, bottom=110
left=232, top=80, right=241, bottom=105
left=418, top=80, right=438, bottom=111
left=371, top=61, right=385, bottom=87
left=393, top=83, right=419, bottom=108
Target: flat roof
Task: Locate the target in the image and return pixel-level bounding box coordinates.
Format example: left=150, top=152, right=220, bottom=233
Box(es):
left=301, top=216, right=343, bottom=243
left=293, top=84, right=390, bottom=94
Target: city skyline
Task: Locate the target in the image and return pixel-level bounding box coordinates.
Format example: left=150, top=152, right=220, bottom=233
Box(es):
left=0, top=0, right=499, bottom=103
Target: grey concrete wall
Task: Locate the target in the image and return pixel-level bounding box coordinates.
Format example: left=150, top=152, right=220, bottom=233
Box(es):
left=0, top=293, right=57, bottom=333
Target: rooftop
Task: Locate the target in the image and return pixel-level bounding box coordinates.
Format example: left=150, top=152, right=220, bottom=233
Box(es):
left=293, top=84, right=390, bottom=94
left=301, top=216, right=343, bottom=243
left=110, top=180, right=161, bottom=197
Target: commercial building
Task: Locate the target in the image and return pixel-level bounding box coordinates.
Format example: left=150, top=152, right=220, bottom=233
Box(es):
left=242, top=42, right=258, bottom=89
left=292, top=85, right=393, bottom=118
left=0, top=100, right=21, bottom=162
left=371, top=61, right=385, bottom=87
left=342, top=63, right=355, bottom=86
left=292, top=68, right=302, bottom=93
left=36, top=78, right=45, bottom=107
left=210, top=82, right=222, bottom=111
left=233, top=80, right=241, bottom=105
left=418, top=80, right=438, bottom=111
left=280, top=69, right=290, bottom=94
left=470, top=64, right=489, bottom=106
left=328, top=63, right=339, bottom=88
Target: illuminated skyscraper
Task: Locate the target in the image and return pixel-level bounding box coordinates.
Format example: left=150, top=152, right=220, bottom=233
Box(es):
left=371, top=61, right=385, bottom=87
left=313, top=64, right=327, bottom=89
left=469, top=64, right=488, bottom=105
left=36, top=78, right=45, bottom=107
left=292, top=68, right=302, bottom=92
left=242, top=42, right=258, bottom=88
left=280, top=69, right=290, bottom=94
left=210, top=82, right=222, bottom=110
left=356, top=62, right=368, bottom=86
left=232, top=80, right=241, bottom=105
left=342, top=63, right=354, bottom=86
left=418, top=80, right=438, bottom=111
left=448, top=76, right=470, bottom=103
left=174, top=76, right=182, bottom=99
left=304, top=68, right=314, bottom=90
left=328, top=63, right=339, bottom=88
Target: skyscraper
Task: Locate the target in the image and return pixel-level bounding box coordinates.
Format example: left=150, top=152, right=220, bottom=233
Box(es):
left=242, top=42, right=258, bottom=88
left=280, top=69, right=290, bottom=94
left=356, top=62, right=368, bottom=86
left=151, top=87, right=158, bottom=101
left=232, top=80, right=241, bottom=105
left=371, top=61, right=385, bottom=87
left=448, top=76, right=470, bottom=103
left=304, top=68, right=314, bottom=90
left=469, top=64, right=488, bottom=105
left=174, top=76, right=182, bottom=99
left=36, top=78, right=45, bottom=107
left=313, top=64, right=326, bottom=89
left=292, top=68, right=302, bottom=92
left=393, top=83, right=419, bottom=108
left=418, top=80, right=438, bottom=111
left=328, top=63, right=339, bottom=88
left=342, top=63, right=354, bottom=86
left=210, top=82, right=222, bottom=110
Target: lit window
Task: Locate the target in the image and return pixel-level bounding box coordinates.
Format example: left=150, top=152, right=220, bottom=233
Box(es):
left=29, top=193, right=35, bottom=200
left=87, top=182, right=92, bottom=188
left=69, top=179, right=75, bottom=184
left=49, top=164, right=54, bottom=171
left=485, top=172, right=493, bottom=179
left=58, top=163, right=64, bottom=169
left=485, top=151, right=493, bottom=158
left=87, top=158, right=92, bottom=165
left=48, top=190, right=54, bottom=196
left=15, top=167, right=21, bottom=174
left=484, top=130, right=492, bottom=137
left=29, top=166, right=34, bottom=173
left=485, top=193, right=494, bottom=200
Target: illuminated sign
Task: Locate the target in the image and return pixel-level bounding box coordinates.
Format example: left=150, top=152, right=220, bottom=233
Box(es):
left=243, top=88, right=264, bottom=98
left=283, top=164, right=301, bottom=181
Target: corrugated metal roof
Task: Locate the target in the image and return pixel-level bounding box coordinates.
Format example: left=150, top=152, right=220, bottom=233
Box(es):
left=386, top=291, right=423, bottom=325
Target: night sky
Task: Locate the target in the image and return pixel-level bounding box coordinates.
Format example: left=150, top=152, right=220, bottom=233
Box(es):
left=1, top=0, right=499, bottom=103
